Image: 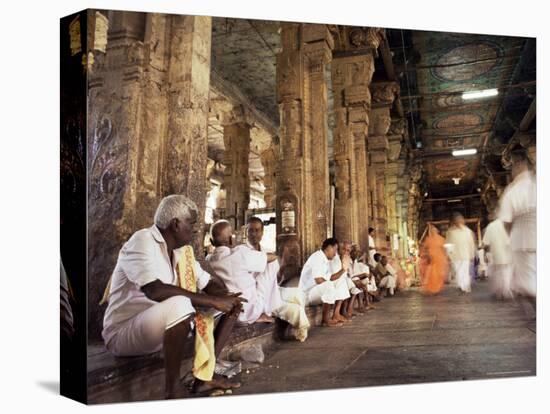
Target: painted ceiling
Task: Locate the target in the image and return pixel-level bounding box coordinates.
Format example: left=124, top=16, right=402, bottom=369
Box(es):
left=411, top=31, right=526, bottom=196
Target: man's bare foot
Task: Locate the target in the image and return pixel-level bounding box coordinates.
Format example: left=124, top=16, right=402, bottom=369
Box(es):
left=367, top=305, right=376, bottom=310
left=322, top=319, right=343, bottom=327
left=193, top=374, right=241, bottom=394
left=256, top=313, right=275, bottom=323
left=335, top=314, right=352, bottom=323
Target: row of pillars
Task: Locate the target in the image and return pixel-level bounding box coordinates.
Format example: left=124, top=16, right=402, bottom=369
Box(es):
left=84, top=13, right=412, bottom=331
left=271, top=23, right=408, bottom=275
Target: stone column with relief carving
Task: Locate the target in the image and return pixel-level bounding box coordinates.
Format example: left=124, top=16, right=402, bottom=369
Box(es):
left=368, top=81, right=399, bottom=255
left=86, top=12, right=212, bottom=339
left=260, top=137, right=280, bottom=209
left=331, top=27, right=382, bottom=249
left=221, top=105, right=252, bottom=228
left=275, top=23, right=333, bottom=280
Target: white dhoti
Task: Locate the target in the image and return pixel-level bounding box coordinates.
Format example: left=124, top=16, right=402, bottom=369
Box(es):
left=512, top=251, right=536, bottom=297
left=306, top=276, right=350, bottom=306
left=453, top=260, right=471, bottom=292
left=275, top=287, right=311, bottom=342
left=105, top=296, right=195, bottom=357
left=378, top=275, right=396, bottom=295
left=487, top=263, right=513, bottom=299
left=346, top=276, right=362, bottom=295
left=255, top=263, right=284, bottom=317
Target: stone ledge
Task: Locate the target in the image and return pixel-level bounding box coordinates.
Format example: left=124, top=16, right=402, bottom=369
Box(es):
left=87, top=304, right=326, bottom=404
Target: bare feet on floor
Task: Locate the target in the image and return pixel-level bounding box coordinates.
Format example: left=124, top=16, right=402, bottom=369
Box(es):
left=322, top=319, right=343, bottom=327
left=256, top=313, right=275, bottom=323
left=335, top=314, right=352, bottom=323
left=192, top=374, right=241, bottom=394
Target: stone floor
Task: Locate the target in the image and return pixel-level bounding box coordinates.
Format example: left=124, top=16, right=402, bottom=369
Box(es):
left=233, top=280, right=536, bottom=396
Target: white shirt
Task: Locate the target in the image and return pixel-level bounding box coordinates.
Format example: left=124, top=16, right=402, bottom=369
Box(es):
left=103, top=225, right=211, bottom=341
left=499, top=170, right=536, bottom=252
left=206, top=244, right=267, bottom=321
left=299, top=250, right=331, bottom=292
left=482, top=219, right=511, bottom=265
left=368, top=235, right=377, bottom=265
left=328, top=253, right=350, bottom=276
left=445, top=225, right=476, bottom=261
left=245, top=242, right=280, bottom=280
left=350, top=259, right=370, bottom=278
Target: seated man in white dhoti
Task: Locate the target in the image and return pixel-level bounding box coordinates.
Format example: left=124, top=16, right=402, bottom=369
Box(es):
left=498, top=146, right=536, bottom=311
left=101, top=195, right=246, bottom=398
left=445, top=212, right=476, bottom=293
left=299, top=238, right=351, bottom=327
left=245, top=216, right=310, bottom=341
left=374, top=254, right=397, bottom=297
left=206, top=220, right=280, bottom=324
left=330, top=240, right=362, bottom=318
left=482, top=209, right=513, bottom=300
left=349, top=245, right=375, bottom=311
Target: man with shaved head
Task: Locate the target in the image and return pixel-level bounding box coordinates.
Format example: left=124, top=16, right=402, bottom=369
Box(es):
left=206, top=218, right=310, bottom=341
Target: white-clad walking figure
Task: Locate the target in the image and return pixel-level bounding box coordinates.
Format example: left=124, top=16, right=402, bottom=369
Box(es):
left=498, top=146, right=536, bottom=311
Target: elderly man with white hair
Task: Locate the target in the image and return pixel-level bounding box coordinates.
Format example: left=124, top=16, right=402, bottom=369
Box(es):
left=101, top=195, right=246, bottom=399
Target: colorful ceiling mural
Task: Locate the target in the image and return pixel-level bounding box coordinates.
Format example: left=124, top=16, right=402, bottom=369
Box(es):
left=411, top=31, right=525, bottom=194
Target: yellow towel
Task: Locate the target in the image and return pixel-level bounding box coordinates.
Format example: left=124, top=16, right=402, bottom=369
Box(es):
left=177, top=245, right=216, bottom=382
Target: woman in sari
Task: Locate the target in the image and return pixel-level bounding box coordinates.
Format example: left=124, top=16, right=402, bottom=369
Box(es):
left=419, top=224, right=450, bottom=294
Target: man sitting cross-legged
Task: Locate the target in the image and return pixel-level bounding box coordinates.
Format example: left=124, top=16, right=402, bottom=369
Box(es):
left=374, top=254, right=397, bottom=297
left=206, top=219, right=310, bottom=341
left=329, top=240, right=362, bottom=319
left=101, top=195, right=247, bottom=399
left=299, top=238, right=351, bottom=327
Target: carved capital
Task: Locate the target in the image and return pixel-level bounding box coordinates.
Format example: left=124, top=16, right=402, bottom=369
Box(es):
left=333, top=26, right=384, bottom=53
left=389, top=118, right=407, bottom=136
left=365, top=27, right=385, bottom=50
left=370, top=81, right=399, bottom=107
left=220, top=104, right=252, bottom=126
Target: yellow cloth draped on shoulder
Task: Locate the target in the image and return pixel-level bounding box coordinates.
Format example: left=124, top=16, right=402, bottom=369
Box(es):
left=177, top=245, right=216, bottom=382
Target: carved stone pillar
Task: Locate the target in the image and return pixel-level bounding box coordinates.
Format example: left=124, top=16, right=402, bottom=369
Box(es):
left=407, top=161, right=423, bottom=241
left=221, top=105, right=252, bottom=228
left=260, top=137, right=279, bottom=209
left=87, top=12, right=212, bottom=339
left=303, top=24, right=334, bottom=250
left=368, top=81, right=399, bottom=255
left=163, top=15, right=212, bottom=219
left=275, top=23, right=333, bottom=277
left=331, top=52, right=375, bottom=247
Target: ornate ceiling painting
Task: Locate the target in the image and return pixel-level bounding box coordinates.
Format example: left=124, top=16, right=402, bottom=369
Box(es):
left=412, top=32, right=525, bottom=196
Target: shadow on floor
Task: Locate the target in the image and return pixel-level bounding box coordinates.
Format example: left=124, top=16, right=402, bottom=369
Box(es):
left=36, top=380, right=59, bottom=395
